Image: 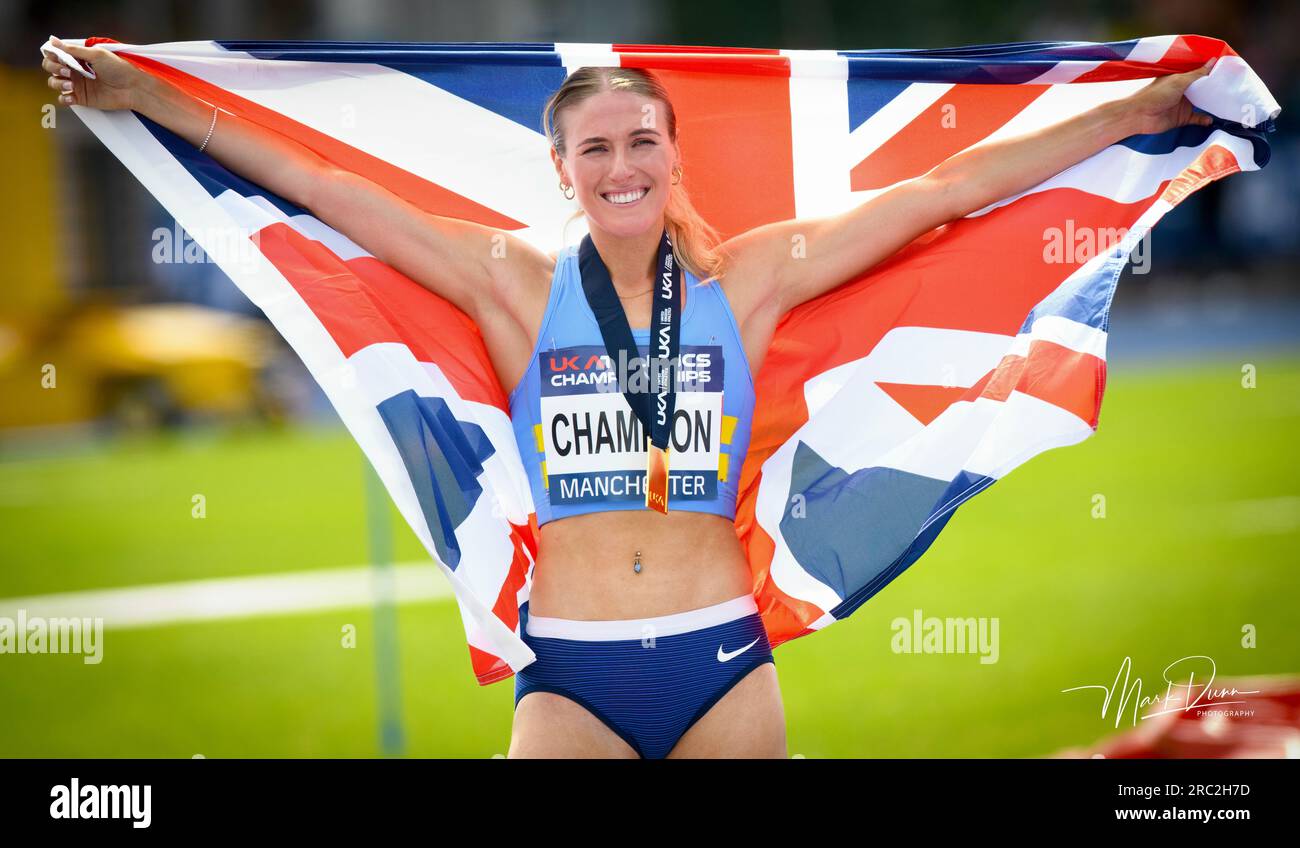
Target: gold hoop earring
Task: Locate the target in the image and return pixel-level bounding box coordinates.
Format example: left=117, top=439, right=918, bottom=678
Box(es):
left=560, top=180, right=575, bottom=200
left=671, top=166, right=682, bottom=185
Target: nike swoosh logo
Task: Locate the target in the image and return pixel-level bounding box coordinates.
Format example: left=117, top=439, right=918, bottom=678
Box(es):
left=717, top=637, right=760, bottom=663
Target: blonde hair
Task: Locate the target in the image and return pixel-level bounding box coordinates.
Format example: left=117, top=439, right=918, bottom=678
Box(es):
left=543, top=66, right=728, bottom=283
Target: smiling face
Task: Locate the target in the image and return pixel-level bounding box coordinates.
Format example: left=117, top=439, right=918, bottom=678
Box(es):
left=552, top=89, right=680, bottom=239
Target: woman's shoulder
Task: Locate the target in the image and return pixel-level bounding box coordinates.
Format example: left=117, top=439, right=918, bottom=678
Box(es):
left=544, top=243, right=582, bottom=268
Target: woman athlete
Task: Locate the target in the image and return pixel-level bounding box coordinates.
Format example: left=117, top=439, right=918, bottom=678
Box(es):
left=44, top=37, right=1213, bottom=758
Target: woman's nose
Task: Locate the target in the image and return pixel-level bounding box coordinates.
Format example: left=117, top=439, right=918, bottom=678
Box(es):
left=610, top=147, right=635, bottom=179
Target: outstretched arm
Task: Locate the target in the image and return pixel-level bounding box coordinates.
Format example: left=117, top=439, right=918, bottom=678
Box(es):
left=43, top=38, right=552, bottom=324
left=722, top=62, right=1216, bottom=321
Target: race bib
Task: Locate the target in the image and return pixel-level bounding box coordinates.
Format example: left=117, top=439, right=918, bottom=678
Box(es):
left=538, top=343, right=724, bottom=505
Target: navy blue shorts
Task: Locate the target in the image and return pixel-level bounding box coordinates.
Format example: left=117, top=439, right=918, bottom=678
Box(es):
left=514, top=594, right=775, bottom=759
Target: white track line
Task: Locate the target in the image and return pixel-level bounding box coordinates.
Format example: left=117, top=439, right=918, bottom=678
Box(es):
left=7, top=491, right=1294, bottom=631
left=0, top=563, right=451, bottom=631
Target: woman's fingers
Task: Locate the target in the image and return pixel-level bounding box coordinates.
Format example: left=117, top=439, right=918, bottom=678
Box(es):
left=46, top=38, right=102, bottom=81
left=42, top=41, right=87, bottom=105
left=41, top=56, right=71, bottom=76
left=45, top=73, right=78, bottom=105
left=1180, top=59, right=1213, bottom=87
left=58, top=41, right=104, bottom=64
left=44, top=60, right=77, bottom=102
left=42, top=58, right=70, bottom=78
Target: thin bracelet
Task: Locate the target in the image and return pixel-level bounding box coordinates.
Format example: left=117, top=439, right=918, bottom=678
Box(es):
left=197, top=105, right=218, bottom=152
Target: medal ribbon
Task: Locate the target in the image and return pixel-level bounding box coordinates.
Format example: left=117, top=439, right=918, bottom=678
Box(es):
left=577, top=229, right=681, bottom=513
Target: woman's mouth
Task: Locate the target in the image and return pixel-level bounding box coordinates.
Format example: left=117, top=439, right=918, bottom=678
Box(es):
left=601, top=186, right=650, bottom=207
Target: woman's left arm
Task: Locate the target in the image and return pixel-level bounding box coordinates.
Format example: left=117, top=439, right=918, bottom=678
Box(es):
left=725, top=61, right=1215, bottom=320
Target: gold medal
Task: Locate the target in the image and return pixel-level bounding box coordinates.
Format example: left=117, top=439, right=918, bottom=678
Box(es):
left=645, top=440, right=670, bottom=514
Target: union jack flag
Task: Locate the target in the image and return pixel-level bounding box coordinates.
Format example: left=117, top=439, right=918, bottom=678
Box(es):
left=41, top=35, right=1280, bottom=684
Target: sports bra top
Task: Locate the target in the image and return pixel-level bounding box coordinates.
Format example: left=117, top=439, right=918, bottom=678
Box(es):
left=508, top=243, right=757, bottom=528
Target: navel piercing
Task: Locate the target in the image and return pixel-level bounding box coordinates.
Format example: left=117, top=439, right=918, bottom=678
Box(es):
left=633, top=550, right=642, bottom=574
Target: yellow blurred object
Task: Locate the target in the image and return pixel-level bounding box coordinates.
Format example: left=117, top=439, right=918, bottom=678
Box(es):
left=0, top=66, right=275, bottom=431
left=0, top=65, right=66, bottom=327
left=0, top=304, right=275, bottom=429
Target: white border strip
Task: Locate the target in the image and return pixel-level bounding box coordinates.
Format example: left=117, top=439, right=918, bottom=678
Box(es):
left=526, top=594, right=758, bottom=640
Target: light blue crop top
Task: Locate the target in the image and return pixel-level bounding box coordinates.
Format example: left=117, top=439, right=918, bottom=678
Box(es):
left=508, top=244, right=756, bottom=527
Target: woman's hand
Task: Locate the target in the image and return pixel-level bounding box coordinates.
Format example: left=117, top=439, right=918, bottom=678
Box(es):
left=1124, top=60, right=1216, bottom=135
left=41, top=37, right=140, bottom=111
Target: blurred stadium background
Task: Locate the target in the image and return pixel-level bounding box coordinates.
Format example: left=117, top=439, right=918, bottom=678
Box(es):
left=1, top=0, right=1298, bottom=758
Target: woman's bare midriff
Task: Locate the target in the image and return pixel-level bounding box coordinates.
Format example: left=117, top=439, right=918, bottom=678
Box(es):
left=528, top=509, right=753, bottom=621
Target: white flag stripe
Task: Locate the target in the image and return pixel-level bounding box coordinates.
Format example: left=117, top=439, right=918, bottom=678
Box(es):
left=90, top=38, right=255, bottom=61
left=967, top=133, right=1255, bottom=218
left=1023, top=60, right=1104, bottom=85
left=800, top=326, right=1013, bottom=443
left=980, top=77, right=1151, bottom=143
left=1189, top=55, right=1282, bottom=124
left=877, top=387, right=1092, bottom=483
left=1125, top=35, right=1179, bottom=64
left=785, top=49, right=852, bottom=218
left=217, top=191, right=372, bottom=261
left=554, top=42, right=618, bottom=74
left=1007, top=315, right=1108, bottom=360
left=961, top=390, right=1098, bottom=479
left=846, top=82, right=954, bottom=169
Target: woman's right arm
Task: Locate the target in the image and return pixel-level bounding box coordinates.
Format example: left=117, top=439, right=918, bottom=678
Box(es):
left=43, top=38, right=553, bottom=323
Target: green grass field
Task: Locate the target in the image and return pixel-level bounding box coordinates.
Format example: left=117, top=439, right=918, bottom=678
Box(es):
left=2, top=353, right=1298, bottom=758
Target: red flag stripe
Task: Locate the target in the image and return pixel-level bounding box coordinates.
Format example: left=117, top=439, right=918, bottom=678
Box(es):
left=852, top=85, right=1049, bottom=191
left=119, top=52, right=526, bottom=229
left=254, top=222, right=507, bottom=410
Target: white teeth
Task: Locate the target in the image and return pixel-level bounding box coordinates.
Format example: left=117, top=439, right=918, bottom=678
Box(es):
left=603, top=187, right=648, bottom=205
